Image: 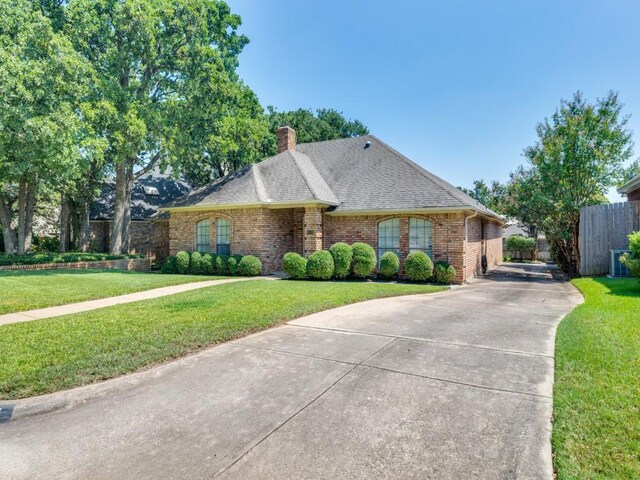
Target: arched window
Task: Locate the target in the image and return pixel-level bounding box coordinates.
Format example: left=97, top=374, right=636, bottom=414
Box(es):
left=216, top=218, right=231, bottom=256
left=195, top=219, right=210, bottom=253
left=378, top=218, right=400, bottom=260
left=409, top=218, right=433, bottom=257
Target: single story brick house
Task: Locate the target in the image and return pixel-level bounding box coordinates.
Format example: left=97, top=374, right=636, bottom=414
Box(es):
left=90, top=168, right=190, bottom=263
left=618, top=173, right=640, bottom=201
left=161, top=127, right=503, bottom=283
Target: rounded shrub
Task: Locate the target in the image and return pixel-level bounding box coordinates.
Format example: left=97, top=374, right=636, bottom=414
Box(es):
left=351, top=242, right=376, bottom=278
left=329, top=242, right=353, bottom=279
left=176, top=251, right=190, bottom=274
left=433, top=261, right=456, bottom=284
left=228, top=255, right=243, bottom=275
left=201, top=254, right=215, bottom=275
left=238, top=255, right=262, bottom=276
left=378, top=251, right=400, bottom=279
left=160, top=256, right=177, bottom=274
left=215, top=254, right=229, bottom=275
left=306, top=250, right=335, bottom=280
left=405, top=252, right=434, bottom=282
left=190, top=251, right=203, bottom=274
left=282, top=252, right=307, bottom=279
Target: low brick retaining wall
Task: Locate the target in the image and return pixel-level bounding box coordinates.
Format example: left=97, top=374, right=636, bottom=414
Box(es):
left=0, top=258, right=152, bottom=272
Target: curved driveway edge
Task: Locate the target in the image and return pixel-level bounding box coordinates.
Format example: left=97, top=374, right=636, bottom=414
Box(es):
left=0, top=263, right=582, bottom=480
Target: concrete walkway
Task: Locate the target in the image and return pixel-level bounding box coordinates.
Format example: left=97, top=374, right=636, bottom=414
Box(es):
left=0, top=277, right=254, bottom=327
left=0, top=263, right=582, bottom=479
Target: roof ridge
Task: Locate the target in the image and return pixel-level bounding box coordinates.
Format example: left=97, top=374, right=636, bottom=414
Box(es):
left=288, top=150, right=340, bottom=204
left=251, top=164, right=269, bottom=202
left=296, top=134, right=372, bottom=148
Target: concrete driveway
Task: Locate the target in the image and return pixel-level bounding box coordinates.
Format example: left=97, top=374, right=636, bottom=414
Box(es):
left=0, top=263, right=582, bottom=480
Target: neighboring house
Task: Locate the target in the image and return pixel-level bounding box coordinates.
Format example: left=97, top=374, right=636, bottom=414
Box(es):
left=161, top=127, right=504, bottom=283
left=618, top=173, right=640, bottom=201
left=90, top=168, right=190, bottom=263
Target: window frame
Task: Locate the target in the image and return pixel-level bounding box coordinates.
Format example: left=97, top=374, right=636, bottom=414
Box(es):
left=195, top=219, right=211, bottom=253
left=216, top=218, right=231, bottom=256
left=377, top=218, right=400, bottom=261
left=409, top=217, right=433, bottom=258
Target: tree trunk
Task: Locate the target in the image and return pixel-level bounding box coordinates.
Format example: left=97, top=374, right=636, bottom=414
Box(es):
left=17, top=175, right=37, bottom=254
left=59, top=192, right=70, bottom=253
left=110, top=159, right=134, bottom=254
left=0, top=196, right=16, bottom=255
left=78, top=198, right=91, bottom=252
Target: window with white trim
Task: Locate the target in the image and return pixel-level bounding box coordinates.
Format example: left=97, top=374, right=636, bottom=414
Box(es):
left=409, top=217, right=433, bottom=257
left=216, top=218, right=231, bottom=256
left=195, top=219, right=210, bottom=253
left=377, top=218, right=400, bottom=260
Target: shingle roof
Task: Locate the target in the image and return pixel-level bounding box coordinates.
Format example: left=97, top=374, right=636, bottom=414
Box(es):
left=90, top=168, right=191, bottom=221
left=163, top=135, right=501, bottom=220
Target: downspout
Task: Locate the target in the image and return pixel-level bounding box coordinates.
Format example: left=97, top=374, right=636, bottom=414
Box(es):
left=463, top=211, right=478, bottom=283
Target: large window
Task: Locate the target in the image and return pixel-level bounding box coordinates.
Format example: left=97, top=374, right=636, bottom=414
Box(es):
left=216, top=218, right=231, bottom=256
left=378, top=218, right=400, bottom=260
left=409, top=217, right=433, bottom=257
left=195, top=219, right=210, bottom=253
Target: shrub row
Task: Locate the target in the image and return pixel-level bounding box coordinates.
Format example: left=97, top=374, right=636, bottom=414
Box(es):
left=162, top=251, right=262, bottom=276
left=0, top=252, right=142, bottom=266
left=281, top=243, right=456, bottom=284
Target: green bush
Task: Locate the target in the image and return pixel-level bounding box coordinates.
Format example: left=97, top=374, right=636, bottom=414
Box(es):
left=621, top=231, right=640, bottom=279
left=190, top=251, right=203, bottom=274
left=378, top=251, right=400, bottom=279
left=433, top=261, right=456, bottom=284
left=228, top=255, right=243, bottom=275
left=506, top=235, right=536, bottom=261
left=283, top=252, right=307, bottom=279
left=160, top=256, right=177, bottom=274
left=175, top=251, right=190, bottom=274
left=405, top=252, right=434, bottom=282
left=215, top=254, right=229, bottom=275
left=238, top=255, right=262, bottom=276
left=201, top=254, right=215, bottom=275
left=0, top=252, right=142, bottom=267
left=306, top=250, right=335, bottom=280
left=329, top=242, right=353, bottom=279
left=351, top=242, right=376, bottom=278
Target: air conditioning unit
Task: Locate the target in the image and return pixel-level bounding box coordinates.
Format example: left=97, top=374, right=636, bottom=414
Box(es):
left=610, top=250, right=631, bottom=277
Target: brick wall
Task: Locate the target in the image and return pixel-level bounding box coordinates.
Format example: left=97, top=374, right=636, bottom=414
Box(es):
left=627, top=188, right=640, bottom=202
left=89, top=220, right=167, bottom=261
left=154, top=220, right=170, bottom=264
left=465, top=217, right=504, bottom=280
left=0, top=257, right=151, bottom=272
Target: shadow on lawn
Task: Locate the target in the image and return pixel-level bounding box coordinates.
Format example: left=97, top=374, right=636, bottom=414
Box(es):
left=590, top=276, right=640, bottom=298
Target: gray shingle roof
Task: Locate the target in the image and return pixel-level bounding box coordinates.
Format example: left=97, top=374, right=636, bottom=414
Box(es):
left=163, top=135, right=501, bottom=220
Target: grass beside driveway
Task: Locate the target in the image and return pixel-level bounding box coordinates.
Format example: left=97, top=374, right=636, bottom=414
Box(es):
left=0, top=269, right=228, bottom=315
left=0, top=280, right=445, bottom=400
left=553, top=277, right=640, bottom=480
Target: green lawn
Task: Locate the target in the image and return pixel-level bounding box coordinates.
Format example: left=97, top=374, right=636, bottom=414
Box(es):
left=0, top=280, right=444, bottom=400
left=553, top=277, right=640, bottom=480
left=0, top=269, right=227, bottom=315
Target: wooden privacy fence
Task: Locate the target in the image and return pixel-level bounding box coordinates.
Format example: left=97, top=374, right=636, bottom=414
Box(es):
left=579, top=201, right=640, bottom=276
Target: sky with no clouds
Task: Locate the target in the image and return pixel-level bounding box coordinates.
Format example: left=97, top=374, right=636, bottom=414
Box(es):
left=227, top=0, right=640, bottom=202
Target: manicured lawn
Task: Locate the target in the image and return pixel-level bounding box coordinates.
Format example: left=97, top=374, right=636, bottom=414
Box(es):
left=553, top=277, right=640, bottom=480
left=0, top=269, right=227, bottom=314
left=0, top=280, right=445, bottom=399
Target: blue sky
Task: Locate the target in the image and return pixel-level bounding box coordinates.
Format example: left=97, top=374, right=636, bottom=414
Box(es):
left=227, top=0, right=640, bottom=201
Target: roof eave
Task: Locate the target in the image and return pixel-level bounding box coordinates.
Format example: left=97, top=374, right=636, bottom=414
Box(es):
left=326, top=206, right=503, bottom=221
left=618, top=175, right=640, bottom=195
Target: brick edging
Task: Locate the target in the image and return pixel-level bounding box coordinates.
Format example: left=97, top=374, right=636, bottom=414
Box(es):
left=0, top=258, right=151, bottom=272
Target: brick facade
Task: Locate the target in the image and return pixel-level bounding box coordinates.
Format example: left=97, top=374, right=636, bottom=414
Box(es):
left=168, top=207, right=502, bottom=282
left=89, top=220, right=169, bottom=263
left=627, top=188, right=640, bottom=202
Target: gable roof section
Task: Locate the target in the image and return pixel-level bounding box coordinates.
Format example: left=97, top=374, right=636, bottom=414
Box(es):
left=618, top=173, right=640, bottom=195
left=163, top=135, right=501, bottom=220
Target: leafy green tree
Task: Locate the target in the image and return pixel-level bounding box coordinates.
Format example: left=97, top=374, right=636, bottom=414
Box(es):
left=66, top=0, right=250, bottom=253
left=264, top=107, right=369, bottom=155
left=506, top=91, right=633, bottom=277
left=0, top=0, right=91, bottom=254
left=458, top=179, right=507, bottom=214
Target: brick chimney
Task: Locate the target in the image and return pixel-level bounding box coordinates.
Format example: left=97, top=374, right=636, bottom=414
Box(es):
left=277, top=126, right=296, bottom=153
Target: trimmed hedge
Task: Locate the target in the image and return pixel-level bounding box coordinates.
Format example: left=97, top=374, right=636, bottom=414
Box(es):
left=506, top=235, right=536, bottom=260
left=215, top=255, right=229, bottom=275
left=433, top=261, right=456, bottom=284
left=190, top=251, right=203, bottom=274
left=238, top=255, right=262, bottom=276
left=378, top=251, right=400, bottom=279
left=405, top=252, right=433, bottom=282
left=306, top=250, right=335, bottom=280
left=329, top=242, right=353, bottom=279
left=202, top=254, right=215, bottom=275
left=229, top=255, right=244, bottom=275
left=175, top=251, right=190, bottom=274
left=160, top=256, right=177, bottom=274
left=0, top=252, right=142, bottom=267
left=283, top=252, right=307, bottom=279
left=351, top=242, right=376, bottom=278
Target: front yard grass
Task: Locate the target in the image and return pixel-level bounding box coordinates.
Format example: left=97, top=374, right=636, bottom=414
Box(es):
left=0, top=269, right=227, bottom=315
left=553, top=277, right=640, bottom=479
left=0, top=280, right=445, bottom=400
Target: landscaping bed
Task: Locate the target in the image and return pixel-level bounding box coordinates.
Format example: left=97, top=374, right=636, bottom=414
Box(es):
left=0, top=252, right=143, bottom=266
left=0, top=280, right=445, bottom=399
left=553, top=277, right=640, bottom=479
left=0, top=269, right=228, bottom=315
